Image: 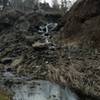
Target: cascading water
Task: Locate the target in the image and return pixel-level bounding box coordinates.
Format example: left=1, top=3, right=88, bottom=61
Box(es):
left=39, top=23, right=58, bottom=44
left=39, top=23, right=58, bottom=34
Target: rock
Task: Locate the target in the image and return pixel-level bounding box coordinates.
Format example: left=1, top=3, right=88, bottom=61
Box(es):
left=3, top=72, right=14, bottom=80
left=24, top=35, right=35, bottom=43
left=0, top=90, right=11, bottom=100
left=62, top=0, right=100, bottom=47
left=16, top=65, right=22, bottom=74
left=1, top=57, right=13, bottom=64
left=32, top=42, right=49, bottom=49
left=6, top=68, right=13, bottom=72
left=12, top=80, right=78, bottom=100
left=11, top=57, right=23, bottom=67
left=0, top=64, right=4, bottom=71
left=0, top=10, right=24, bottom=32
left=14, top=16, right=30, bottom=32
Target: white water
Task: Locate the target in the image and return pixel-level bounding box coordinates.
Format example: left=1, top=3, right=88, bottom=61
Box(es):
left=12, top=80, right=78, bottom=100
left=39, top=23, right=58, bottom=34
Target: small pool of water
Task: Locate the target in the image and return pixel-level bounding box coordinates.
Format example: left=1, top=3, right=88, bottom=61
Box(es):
left=12, top=80, right=77, bottom=100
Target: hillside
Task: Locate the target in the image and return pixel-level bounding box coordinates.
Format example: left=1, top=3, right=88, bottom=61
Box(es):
left=0, top=0, right=100, bottom=100
left=56, top=0, right=100, bottom=98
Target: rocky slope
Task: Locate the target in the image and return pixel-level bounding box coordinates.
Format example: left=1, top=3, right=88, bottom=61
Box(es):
left=0, top=10, right=59, bottom=79
left=55, top=0, right=100, bottom=98
left=0, top=1, right=100, bottom=100
left=62, top=0, right=100, bottom=44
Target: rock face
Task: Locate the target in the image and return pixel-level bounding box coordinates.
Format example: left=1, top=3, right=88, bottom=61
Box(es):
left=0, top=10, right=45, bottom=33
left=0, top=90, right=10, bottom=100
left=12, top=80, right=78, bottom=100
left=56, top=0, right=100, bottom=98
left=0, top=9, right=60, bottom=86
left=32, top=42, right=49, bottom=49
left=62, top=0, right=100, bottom=47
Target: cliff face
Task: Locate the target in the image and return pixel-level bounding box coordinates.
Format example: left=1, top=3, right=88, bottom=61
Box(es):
left=62, top=0, right=100, bottom=47
left=54, top=0, right=100, bottom=98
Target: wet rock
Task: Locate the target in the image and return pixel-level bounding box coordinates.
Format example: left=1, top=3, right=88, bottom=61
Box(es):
left=0, top=64, right=4, bottom=71
left=14, top=16, right=30, bottom=32
left=24, top=35, right=36, bottom=43
left=3, top=72, right=14, bottom=79
left=12, top=80, right=78, bottom=100
left=16, top=65, right=23, bottom=74
left=1, top=57, right=13, bottom=64
left=4, top=80, right=14, bottom=88
left=39, top=23, right=58, bottom=33
left=0, top=10, right=24, bottom=32
left=11, top=57, right=23, bottom=67
left=32, top=42, right=49, bottom=50
left=6, top=68, right=13, bottom=72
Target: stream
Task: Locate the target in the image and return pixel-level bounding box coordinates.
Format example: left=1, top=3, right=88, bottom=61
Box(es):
left=12, top=80, right=77, bottom=100
left=2, top=70, right=78, bottom=100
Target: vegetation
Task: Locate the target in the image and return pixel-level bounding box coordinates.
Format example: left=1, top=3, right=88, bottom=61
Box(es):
left=0, top=91, right=10, bottom=100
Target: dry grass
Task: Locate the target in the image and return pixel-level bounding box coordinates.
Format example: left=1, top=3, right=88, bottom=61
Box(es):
left=0, top=91, right=10, bottom=100
left=47, top=34, right=100, bottom=97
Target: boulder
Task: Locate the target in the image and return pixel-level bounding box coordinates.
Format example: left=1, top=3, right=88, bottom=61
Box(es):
left=32, top=42, right=49, bottom=49
left=11, top=57, right=23, bottom=67
left=1, top=57, right=13, bottom=64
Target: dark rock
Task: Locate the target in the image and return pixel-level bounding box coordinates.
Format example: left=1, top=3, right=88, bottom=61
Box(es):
left=59, top=0, right=100, bottom=97
left=1, top=57, right=13, bottom=64
left=62, top=0, right=100, bottom=47
left=6, top=68, right=13, bottom=72
left=32, top=42, right=49, bottom=50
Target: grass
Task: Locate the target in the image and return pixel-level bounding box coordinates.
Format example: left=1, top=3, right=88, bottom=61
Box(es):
left=0, top=92, right=10, bottom=100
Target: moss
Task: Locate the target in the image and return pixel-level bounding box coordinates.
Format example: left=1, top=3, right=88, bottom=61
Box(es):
left=0, top=92, right=10, bottom=100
